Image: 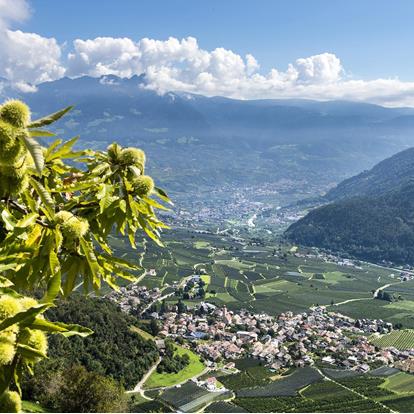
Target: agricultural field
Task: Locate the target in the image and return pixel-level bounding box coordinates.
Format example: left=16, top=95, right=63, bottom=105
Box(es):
left=236, top=367, right=323, bottom=398
left=337, top=376, right=394, bottom=399
left=370, top=329, right=414, bottom=350
left=321, top=367, right=363, bottom=380
left=144, top=345, right=205, bottom=389
left=382, top=395, right=414, bottom=412
left=159, top=381, right=230, bottom=412
left=130, top=399, right=173, bottom=413
left=227, top=366, right=414, bottom=413
left=381, top=372, right=414, bottom=394
left=219, top=364, right=275, bottom=390
left=205, top=401, right=248, bottom=413
left=112, top=227, right=414, bottom=329
left=104, top=226, right=414, bottom=411
left=369, top=366, right=400, bottom=377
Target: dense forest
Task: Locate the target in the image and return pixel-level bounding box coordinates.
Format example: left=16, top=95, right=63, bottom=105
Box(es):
left=286, top=183, right=414, bottom=265
left=325, top=147, right=414, bottom=201
left=23, top=294, right=159, bottom=390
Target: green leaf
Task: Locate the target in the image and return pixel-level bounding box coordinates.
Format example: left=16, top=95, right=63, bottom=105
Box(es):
left=46, top=136, right=79, bottom=161
left=41, top=251, right=61, bottom=303
left=16, top=213, right=38, bottom=228
left=1, top=209, right=16, bottom=231
left=0, top=275, right=14, bottom=287
left=154, top=187, right=174, bottom=205
left=31, top=318, right=93, bottom=337
left=17, top=344, right=47, bottom=360
left=142, top=196, right=170, bottom=211
left=23, top=135, right=45, bottom=174
left=29, top=129, right=56, bottom=138
left=0, top=304, right=50, bottom=331
left=28, top=106, right=73, bottom=128
left=29, top=178, right=55, bottom=218
left=44, top=139, right=63, bottom=157
left=98, top=253, right=140, bottom=270
left=137, top=215, right=164, bottom=247
left=79, top=238, right=101, bottom=290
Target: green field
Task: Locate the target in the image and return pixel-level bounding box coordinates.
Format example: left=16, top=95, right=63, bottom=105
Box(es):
left=159, top=381, right=230, bottom=412
left=111, top=227, right=414, bottom=329
left=144, top=345, right=205, bottom=389
left=382, top=372, right=414, bottom=394
left=370, top=329, right=414, bottom=350
left=236, top=367, right=323, bottom=397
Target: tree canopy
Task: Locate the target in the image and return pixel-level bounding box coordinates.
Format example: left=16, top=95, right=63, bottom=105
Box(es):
left=0, top=99, right=171, bottom=411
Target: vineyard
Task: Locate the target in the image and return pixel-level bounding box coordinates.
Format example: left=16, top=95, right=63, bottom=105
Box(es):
left=236, top=367, right=323, bottom=397
left=370, top=329, right=414, bottom=350
left=234, top=395, right=389, bottom=413
left=220, top=365, right=274, bottom=390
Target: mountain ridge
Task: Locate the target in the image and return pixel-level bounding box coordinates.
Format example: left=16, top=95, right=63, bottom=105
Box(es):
left=285, top=147, right=414, bottom=265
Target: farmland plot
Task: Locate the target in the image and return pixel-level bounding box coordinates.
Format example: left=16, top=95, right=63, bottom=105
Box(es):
left=236, top=367, right=323, bottom=397
left=370, top=329, right=414, bottom=350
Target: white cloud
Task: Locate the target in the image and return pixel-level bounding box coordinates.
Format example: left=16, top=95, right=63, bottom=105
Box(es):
left=65, top=35, right=414, bottom=107
left=0, top=0, right=65, bottom=89
left=67, top=37, right=141, bottom=78
left=0, top=0, right=30, bottom=29
left=293, top=53, right=342, bottom=83
left=1, top=3, right=414, bottom=107
left=1, top=30, right=65, bottom=86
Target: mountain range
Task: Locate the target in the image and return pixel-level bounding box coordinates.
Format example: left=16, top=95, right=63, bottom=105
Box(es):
left=3, top=75, right=414, bottom=207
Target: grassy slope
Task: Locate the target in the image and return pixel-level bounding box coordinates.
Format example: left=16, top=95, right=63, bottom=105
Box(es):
left=144, top=345, right=205, bottom=389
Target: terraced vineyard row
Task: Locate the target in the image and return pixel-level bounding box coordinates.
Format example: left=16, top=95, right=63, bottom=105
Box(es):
left=370, top=329, right=414, bottom=350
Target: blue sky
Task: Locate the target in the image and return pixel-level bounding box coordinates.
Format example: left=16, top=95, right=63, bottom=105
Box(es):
left=2, top=0, right=414, bottom=106
left=23, top=0, right=413, bottom=81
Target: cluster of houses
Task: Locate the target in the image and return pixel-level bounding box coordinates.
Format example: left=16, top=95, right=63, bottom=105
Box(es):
left=395, top=356, right=414, bottom=373
left=106, top=284, right=162, bottom=314
left=154, top=302, right=413, bottom=372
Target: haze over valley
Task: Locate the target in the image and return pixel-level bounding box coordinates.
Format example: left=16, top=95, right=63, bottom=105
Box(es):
left=2, top=1, right=414, bottom=413
left=4, top=74, right=414, bottom=234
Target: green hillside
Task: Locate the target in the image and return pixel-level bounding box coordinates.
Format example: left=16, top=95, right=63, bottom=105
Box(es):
left=286, top=182, right=414, bottom=265
left=326, top=147, right=414, bottom=201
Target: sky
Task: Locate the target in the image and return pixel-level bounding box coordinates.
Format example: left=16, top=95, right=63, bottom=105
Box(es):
left=2, top=0, right=414, bottom=106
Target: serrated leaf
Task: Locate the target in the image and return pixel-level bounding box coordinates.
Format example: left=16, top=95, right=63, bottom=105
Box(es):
left=41, top=250, right=61, bottom=303
left=16, top=213, right=38, bottom=228
left=137, top=215, right=164, bottom=247
left=0, top=275, right=14, bottom=287
left=79, top=238, right=101, bottom=290
left=47, top=136, right=79, bottom=161
left=29, top=178, right=55, bottom=218
left=0, top=304, right=50, bottom=331
left=23, top=135, right=45, bottom=174
left=17, top=344, right=47, bottom=360
left=28, top=106, right=73, bottom=128
left=142, top=196, right=170, bottom=211
left=31, top=318, right=93, bottom=337
left=1, top=209, right=16, bottom=231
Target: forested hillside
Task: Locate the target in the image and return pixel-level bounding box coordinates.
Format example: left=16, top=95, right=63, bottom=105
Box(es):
left=23, top=295, right=159, bottom=394
left=326, top=147, right=414, bottom=201
left=286, top=183, right=414, bottom=265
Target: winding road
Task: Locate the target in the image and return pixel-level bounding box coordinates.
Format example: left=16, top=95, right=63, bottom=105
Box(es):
left=127, top=356, right=162, bottom=396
